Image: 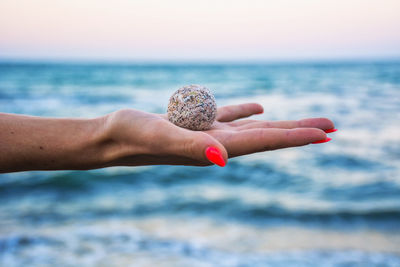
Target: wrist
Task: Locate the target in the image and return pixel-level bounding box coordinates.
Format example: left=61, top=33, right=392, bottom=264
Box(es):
left=95, top=109, right=165, bottom=168
left=87, top=114, right=123, bottom=169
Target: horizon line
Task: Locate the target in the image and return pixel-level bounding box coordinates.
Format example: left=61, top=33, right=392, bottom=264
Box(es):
left=1, top=55, right=400, bottom=65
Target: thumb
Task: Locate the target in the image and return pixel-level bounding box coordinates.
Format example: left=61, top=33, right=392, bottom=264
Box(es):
left=179, top=131, right=228, bottom=167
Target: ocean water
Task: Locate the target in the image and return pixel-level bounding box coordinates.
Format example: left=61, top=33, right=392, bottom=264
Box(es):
left=0, top=61, right=400, bottom=266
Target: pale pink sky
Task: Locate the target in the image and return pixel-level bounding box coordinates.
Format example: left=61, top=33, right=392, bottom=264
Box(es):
left=1, top=0, right=399, bottom=61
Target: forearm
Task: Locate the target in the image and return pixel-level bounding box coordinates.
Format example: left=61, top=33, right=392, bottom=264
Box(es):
left=0, top=113, right=114, bottom=173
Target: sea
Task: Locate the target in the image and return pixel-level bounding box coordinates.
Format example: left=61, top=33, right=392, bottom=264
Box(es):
left=0, top=61, right=399, bottom=266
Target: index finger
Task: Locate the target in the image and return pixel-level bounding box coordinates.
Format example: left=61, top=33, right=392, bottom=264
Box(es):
left=235, top=118, right=335, bottom=131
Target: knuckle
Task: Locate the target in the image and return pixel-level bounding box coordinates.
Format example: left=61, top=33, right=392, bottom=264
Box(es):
left=181, top=132, right=208, bottom=158
left=262, top=121, right=272, bottom=128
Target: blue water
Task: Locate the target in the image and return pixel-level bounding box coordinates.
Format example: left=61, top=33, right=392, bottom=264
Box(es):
left=0, top=61, right=400, bottom=266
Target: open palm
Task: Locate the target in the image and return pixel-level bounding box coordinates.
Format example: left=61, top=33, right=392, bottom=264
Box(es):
left=106, top=103, right=334, bottom=167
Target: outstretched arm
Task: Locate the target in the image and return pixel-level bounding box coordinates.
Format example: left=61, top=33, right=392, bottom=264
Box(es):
left=0, top=103, right=335, bottom=173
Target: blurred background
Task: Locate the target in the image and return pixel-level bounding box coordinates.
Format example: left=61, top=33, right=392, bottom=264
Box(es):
left=1, top=0, right=400, bottom=266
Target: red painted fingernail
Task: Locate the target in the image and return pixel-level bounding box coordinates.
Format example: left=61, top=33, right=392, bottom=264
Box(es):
left=205, top=146, right=226, bottom=167
left=256, top=111, right=264, bottom=114
left=324, top=128, right=337, bottom=133
left=312, top=137, right=332, bottom=144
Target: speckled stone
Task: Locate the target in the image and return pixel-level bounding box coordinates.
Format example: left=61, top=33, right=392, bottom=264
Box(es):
left=167, top=85, right=217, bottom=130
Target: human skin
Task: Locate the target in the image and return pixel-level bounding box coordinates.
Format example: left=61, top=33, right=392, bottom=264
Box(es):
left=0, top=103, right=334, bottom=173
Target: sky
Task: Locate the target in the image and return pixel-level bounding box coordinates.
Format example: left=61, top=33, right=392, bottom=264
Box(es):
left=0, top=0, right=399, bottom=62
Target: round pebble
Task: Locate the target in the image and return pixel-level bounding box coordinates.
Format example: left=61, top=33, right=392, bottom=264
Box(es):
left=167, top=84, right=217, bottom=131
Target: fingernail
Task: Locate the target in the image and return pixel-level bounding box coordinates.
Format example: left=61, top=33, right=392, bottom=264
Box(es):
left=256, top=111, right=264, bottom=114
left=205, top=146, right=226, bottom=167
left=312, top=137, right=332, bottom=144
left=324, top=128, right=337, bottom=133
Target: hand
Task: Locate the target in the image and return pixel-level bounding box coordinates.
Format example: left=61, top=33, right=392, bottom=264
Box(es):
left=0, top=103, right=335, bottom=172
left=104, top=103, right=334, bottom=167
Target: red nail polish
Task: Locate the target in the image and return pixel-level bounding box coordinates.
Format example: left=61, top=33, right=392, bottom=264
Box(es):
left=205, top=147, right=226, bottom=167
left=312, top=137, right=332, bottom=144
left=256, top=111, right=264, bottom=114
left=324, top=128, right=337, bottom=133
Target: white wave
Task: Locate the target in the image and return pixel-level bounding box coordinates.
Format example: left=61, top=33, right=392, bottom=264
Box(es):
left=1, top=217, right=399, bottom=267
